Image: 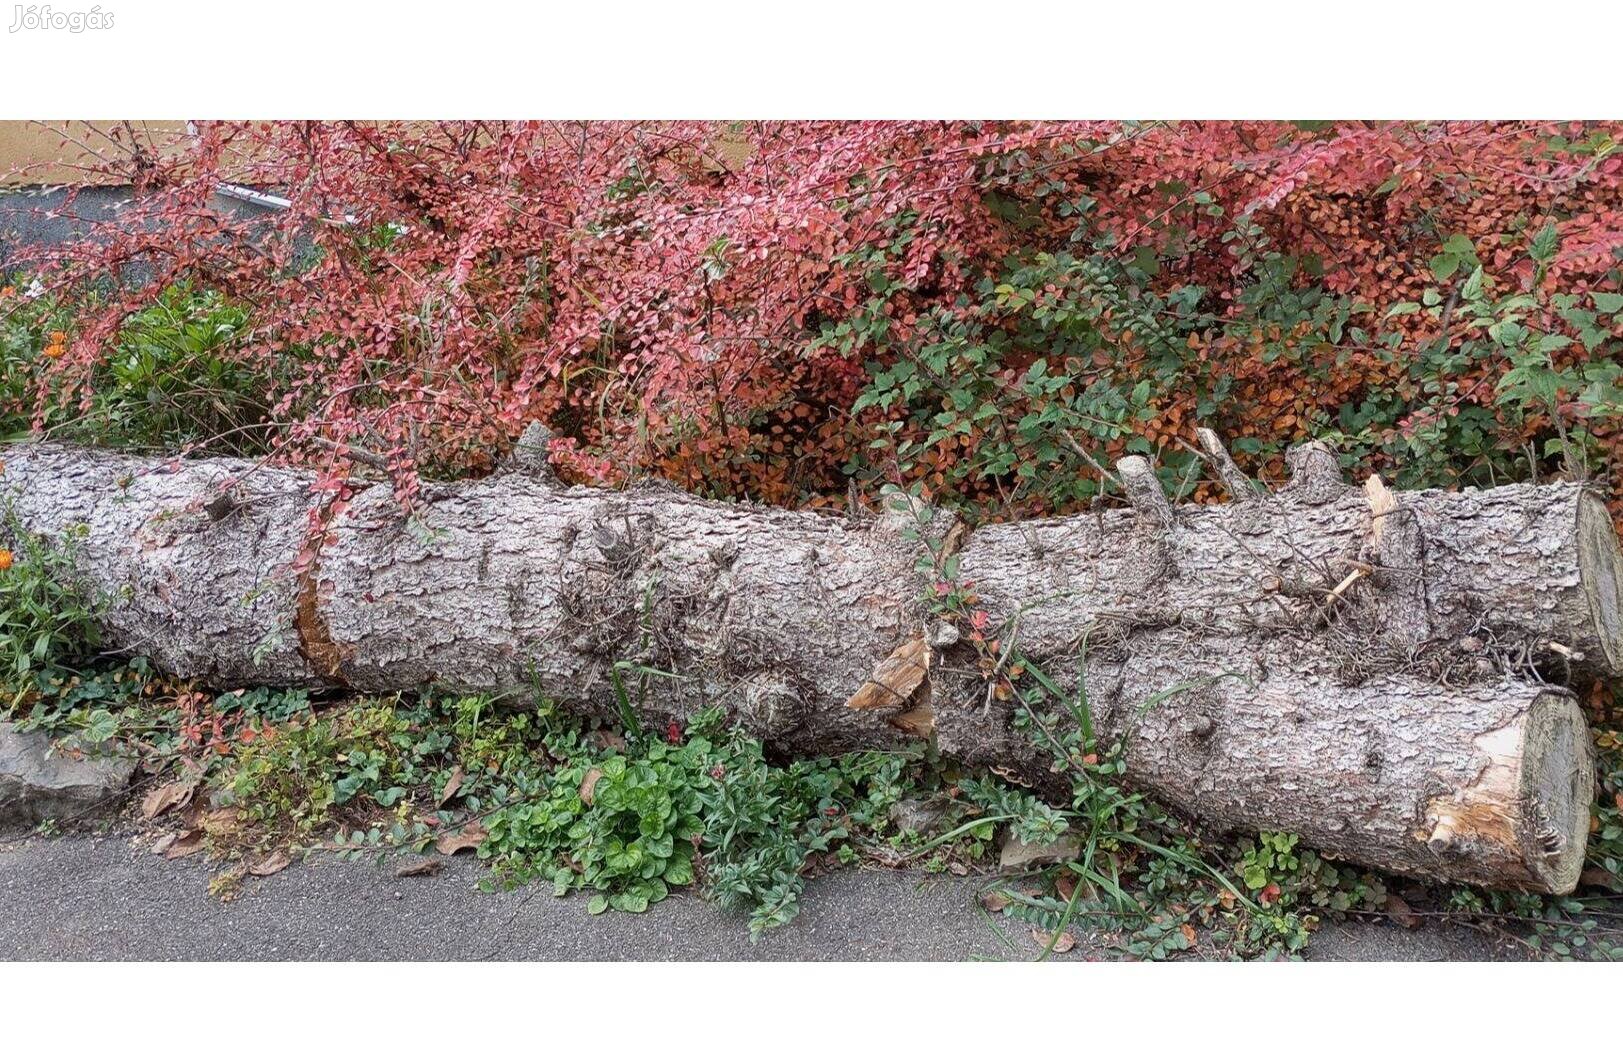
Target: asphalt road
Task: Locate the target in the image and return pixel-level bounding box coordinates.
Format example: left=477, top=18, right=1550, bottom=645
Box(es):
left=0, top=832, right=1519, bottom=961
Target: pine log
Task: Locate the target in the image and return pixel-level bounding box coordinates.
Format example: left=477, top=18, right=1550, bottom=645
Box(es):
left=964, top=445, right=1623, bottom=680
left=933, top=627, right=1594, bottom=894
left=0, top=441, right=1607, bottom=893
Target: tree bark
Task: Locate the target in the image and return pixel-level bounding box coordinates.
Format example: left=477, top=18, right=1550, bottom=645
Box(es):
left=0, top=441, right=1607, bottom=893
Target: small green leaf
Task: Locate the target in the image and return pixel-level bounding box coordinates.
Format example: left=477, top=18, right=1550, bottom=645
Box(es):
left=1530, top=221, right=1560, bottom=263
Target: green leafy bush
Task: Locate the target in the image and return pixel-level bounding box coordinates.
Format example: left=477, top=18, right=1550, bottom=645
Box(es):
left=217, top=698, right=422, bottom=838
left=81, top=284, right=270, bottom=453
left=0, top=277, right=76, bottom=443
left=697, top=730, right=906, bottom=936
left=0, top=515, right=103, bottom=704
left=1, top=280, right=277, bottom=454
left=482, top=707, right=911, bottom=934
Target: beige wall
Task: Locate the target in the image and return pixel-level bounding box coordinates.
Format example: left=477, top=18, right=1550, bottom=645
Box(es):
left=0, top=121, right=189, bottom=185
left=1, top=121, right=758, bottom=187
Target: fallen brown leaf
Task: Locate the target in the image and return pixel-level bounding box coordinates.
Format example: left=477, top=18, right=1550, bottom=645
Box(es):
left=436, top=765, right=464, bottom=809
left=141, top=778, right=197, bottom=820
left=1032, top=927, right=1076, bottom=954
left=247, top=849, right=292, bottom=877
left=395, top=857, right=444, bottom=878
left=579, top=767, right=605, bottom=806
left=591, top=730, right=627, bottom=752
left=1055, top=873, right=1077, bottom=902
left=435, top=821, right=487, bottom=856
left=201, top=807, right=241, bottom=838
left=981, top=889, right=1012, bottom=912
left=1384, top=892, right=1421, bottom=929
left=165, top=828, right=204, bottom=860
left=150, top=832, right=177, bottom=856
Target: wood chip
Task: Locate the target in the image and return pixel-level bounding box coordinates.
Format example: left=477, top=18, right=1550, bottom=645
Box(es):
left=395, top=857, right=444, bottom=878
left=247, top=849, right=292, bottom=877
left=1364, top=474, right=1396, bottom=547
left=844, top=635, right=929, bottom=712
left=887, top=700, right=934, bottom=739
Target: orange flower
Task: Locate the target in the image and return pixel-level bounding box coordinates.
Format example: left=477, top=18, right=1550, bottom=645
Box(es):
left=0, top=549, right=12, bottom=572
left=49, top=330, right=67, bottom=344
left=44, top=342, right=65, bottom=359
left=0, top=286, right=14, bottom=297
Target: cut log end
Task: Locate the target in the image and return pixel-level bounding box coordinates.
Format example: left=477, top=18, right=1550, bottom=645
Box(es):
left=1116, top=455, right=1174, bottom=527
left=1519, top=691, right=1595, bottom=894
left=1577, top=492, right=1623, bottom=674
left=1422, top=690, right=1593, bottom=894
left=1194, top=427, right=1257, bottom=502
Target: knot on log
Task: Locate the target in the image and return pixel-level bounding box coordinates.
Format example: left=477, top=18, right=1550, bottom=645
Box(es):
left=1284, top=441, right=1346, bottom=505
left=204, top=489, right=240, bottom=522
left=502, top=421, right=559, bottom=484
left=874, top=484, right=961, bottom=556
left=736, top=672, right=809, bottom=739
left=592, top=517, right=641, bottom=568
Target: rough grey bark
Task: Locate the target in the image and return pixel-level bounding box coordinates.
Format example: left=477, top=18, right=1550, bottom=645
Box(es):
left=931, top=628, right=1592, bottom=893
left=962, top=457, right=1623, bottom=680
left=0, top=444, right=932, bottom=753
left=0, top=441, right=1609, bottom=893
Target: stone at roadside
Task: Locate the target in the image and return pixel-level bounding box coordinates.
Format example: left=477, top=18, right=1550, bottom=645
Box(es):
left=999, top=831, right=1082, bottom=870
left=0, top=722, right=136, bottom=828
left=888, top=796, right=950, bottom=835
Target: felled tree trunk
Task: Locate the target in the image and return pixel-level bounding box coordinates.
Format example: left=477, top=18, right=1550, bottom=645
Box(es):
left=966, top=626, right=1594, bottom=894
left=0, top=440, right=1608, bottom=893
